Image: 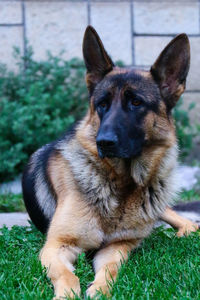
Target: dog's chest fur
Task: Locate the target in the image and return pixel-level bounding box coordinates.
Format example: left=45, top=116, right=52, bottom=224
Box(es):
left=59, top=138, right=178, bottom=245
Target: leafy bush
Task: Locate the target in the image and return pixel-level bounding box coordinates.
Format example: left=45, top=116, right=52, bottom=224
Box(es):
left=0, top=48, right=88, bottom=181
left=0, top=194, right=25, bottom=212
left=0, top=48, right=197, bottom=181
left=173, top=98, right=196, bottom=158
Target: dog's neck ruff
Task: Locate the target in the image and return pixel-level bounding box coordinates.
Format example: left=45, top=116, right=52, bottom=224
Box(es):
left=58, top=134, right=179, bottom=221
left=131, top=144, right=179, bottom=219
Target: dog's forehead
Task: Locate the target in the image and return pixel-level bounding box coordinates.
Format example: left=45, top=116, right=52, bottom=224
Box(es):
left=101, top=68, right=158, bottom=92
left=94, top=67, right=161, bottom=101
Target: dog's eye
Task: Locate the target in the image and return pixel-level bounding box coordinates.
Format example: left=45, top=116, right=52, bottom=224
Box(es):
left=124, top=90, right=142, bottom=107
left=130, top=99, right=142, bottom=106
left=99, top=101, right=107, bottom=108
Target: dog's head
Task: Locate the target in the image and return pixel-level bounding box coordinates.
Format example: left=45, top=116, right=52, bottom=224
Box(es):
left=82, top=26, right=190, bottom=159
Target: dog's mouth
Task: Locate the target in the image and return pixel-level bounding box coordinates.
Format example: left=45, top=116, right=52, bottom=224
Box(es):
left=98, top=149, right=116, bottom=159
left=97, top=147, right=136, bottom=159
left=97, top=146, right=116, bottom=158
left=96, top=136, right=145, bottom=159
left=97, top=144, right=143, bottom=159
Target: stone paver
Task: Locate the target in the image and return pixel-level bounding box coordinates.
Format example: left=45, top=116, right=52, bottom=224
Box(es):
left=133, top=2, right=199, bottom=35
left=0, top=26, right=23, bottom=71
left=90, top=2, right=132, bottom=64
left=187, top=37, right=200, bottom=91
left=0, top=1, right=22, bottom=24
left=134, top=36, right=172, bottom=66
left=0, top=212, right=30, bottom=229
left=134, top=36, right=200, bottom=93
left=25, top=2, right=87, bottom=61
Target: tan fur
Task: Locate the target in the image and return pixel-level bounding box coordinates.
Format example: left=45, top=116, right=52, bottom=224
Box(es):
left=40, top=110, right=197, bottom=299
left=87, top=240, right=140, bottom=297
left=35, top=31, right=199, bottom=299
left=40, top=94, right=199, bottom=299
left=40, top=239, right=81, bottom=298
left=160, top=207, right=199, bottom=237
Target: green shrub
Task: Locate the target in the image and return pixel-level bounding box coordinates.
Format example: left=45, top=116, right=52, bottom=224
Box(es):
left=0, top=48, right=197, bottom=181
left=0, top=48, right=88, bottom=181
left=173, top=98, right=196, bottom=159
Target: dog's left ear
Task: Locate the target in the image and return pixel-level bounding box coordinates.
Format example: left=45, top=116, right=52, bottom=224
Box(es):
left=151, top=34, right=190, bottom=110
left=83, top=26, right=115, bottom=95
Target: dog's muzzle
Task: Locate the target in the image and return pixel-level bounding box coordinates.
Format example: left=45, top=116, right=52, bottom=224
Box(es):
left=96, top=132, right=118, bottom=158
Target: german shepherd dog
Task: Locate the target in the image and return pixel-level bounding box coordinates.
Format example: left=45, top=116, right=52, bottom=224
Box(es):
left=22, top=26, right=199, bottom=299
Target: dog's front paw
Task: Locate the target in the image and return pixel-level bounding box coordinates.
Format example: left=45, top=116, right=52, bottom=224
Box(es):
left=86, top=281, right=110, bottom=299
left=177, top=220, right=199, bottom=237
left=53, top=275, right=81, bottom=299
left=54, top=287, right=80, bottom=300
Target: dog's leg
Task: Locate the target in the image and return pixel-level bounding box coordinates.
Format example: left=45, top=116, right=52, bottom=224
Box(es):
left=160, top=207, right=199, bottom=237
left=40, top=239, right=81, bottom=299
left=86, top=239, right=140, bottom=298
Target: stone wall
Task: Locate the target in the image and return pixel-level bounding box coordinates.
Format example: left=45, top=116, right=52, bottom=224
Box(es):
left=0, top=0, right=200, bottom=121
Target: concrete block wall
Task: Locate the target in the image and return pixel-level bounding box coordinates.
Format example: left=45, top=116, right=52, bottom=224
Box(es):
left=0, top=0, right=200, bottom=121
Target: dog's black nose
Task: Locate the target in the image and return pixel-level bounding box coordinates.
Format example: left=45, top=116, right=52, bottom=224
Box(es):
left=96, top=133, right=118, bottom=148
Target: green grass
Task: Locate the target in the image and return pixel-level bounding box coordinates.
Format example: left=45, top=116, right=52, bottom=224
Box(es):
left=0, top=225, right=199, bottom=300
left=0, top=191, right=199, bottom=298
left=0, top=194, right=25, bottom=212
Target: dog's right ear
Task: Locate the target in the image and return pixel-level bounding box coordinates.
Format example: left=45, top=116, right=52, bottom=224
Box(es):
left=83, top=26, right=114, bottom=95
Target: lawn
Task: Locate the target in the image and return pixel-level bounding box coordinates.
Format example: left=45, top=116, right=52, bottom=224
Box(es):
left=0, top=191, right=200, bottom=299
left=0, top=225, right=199, bottom=300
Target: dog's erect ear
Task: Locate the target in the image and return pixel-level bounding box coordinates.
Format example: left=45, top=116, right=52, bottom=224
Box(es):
left=151, top=34, right=190, bottom=110
left=83, top=26, right=114, bottom=94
